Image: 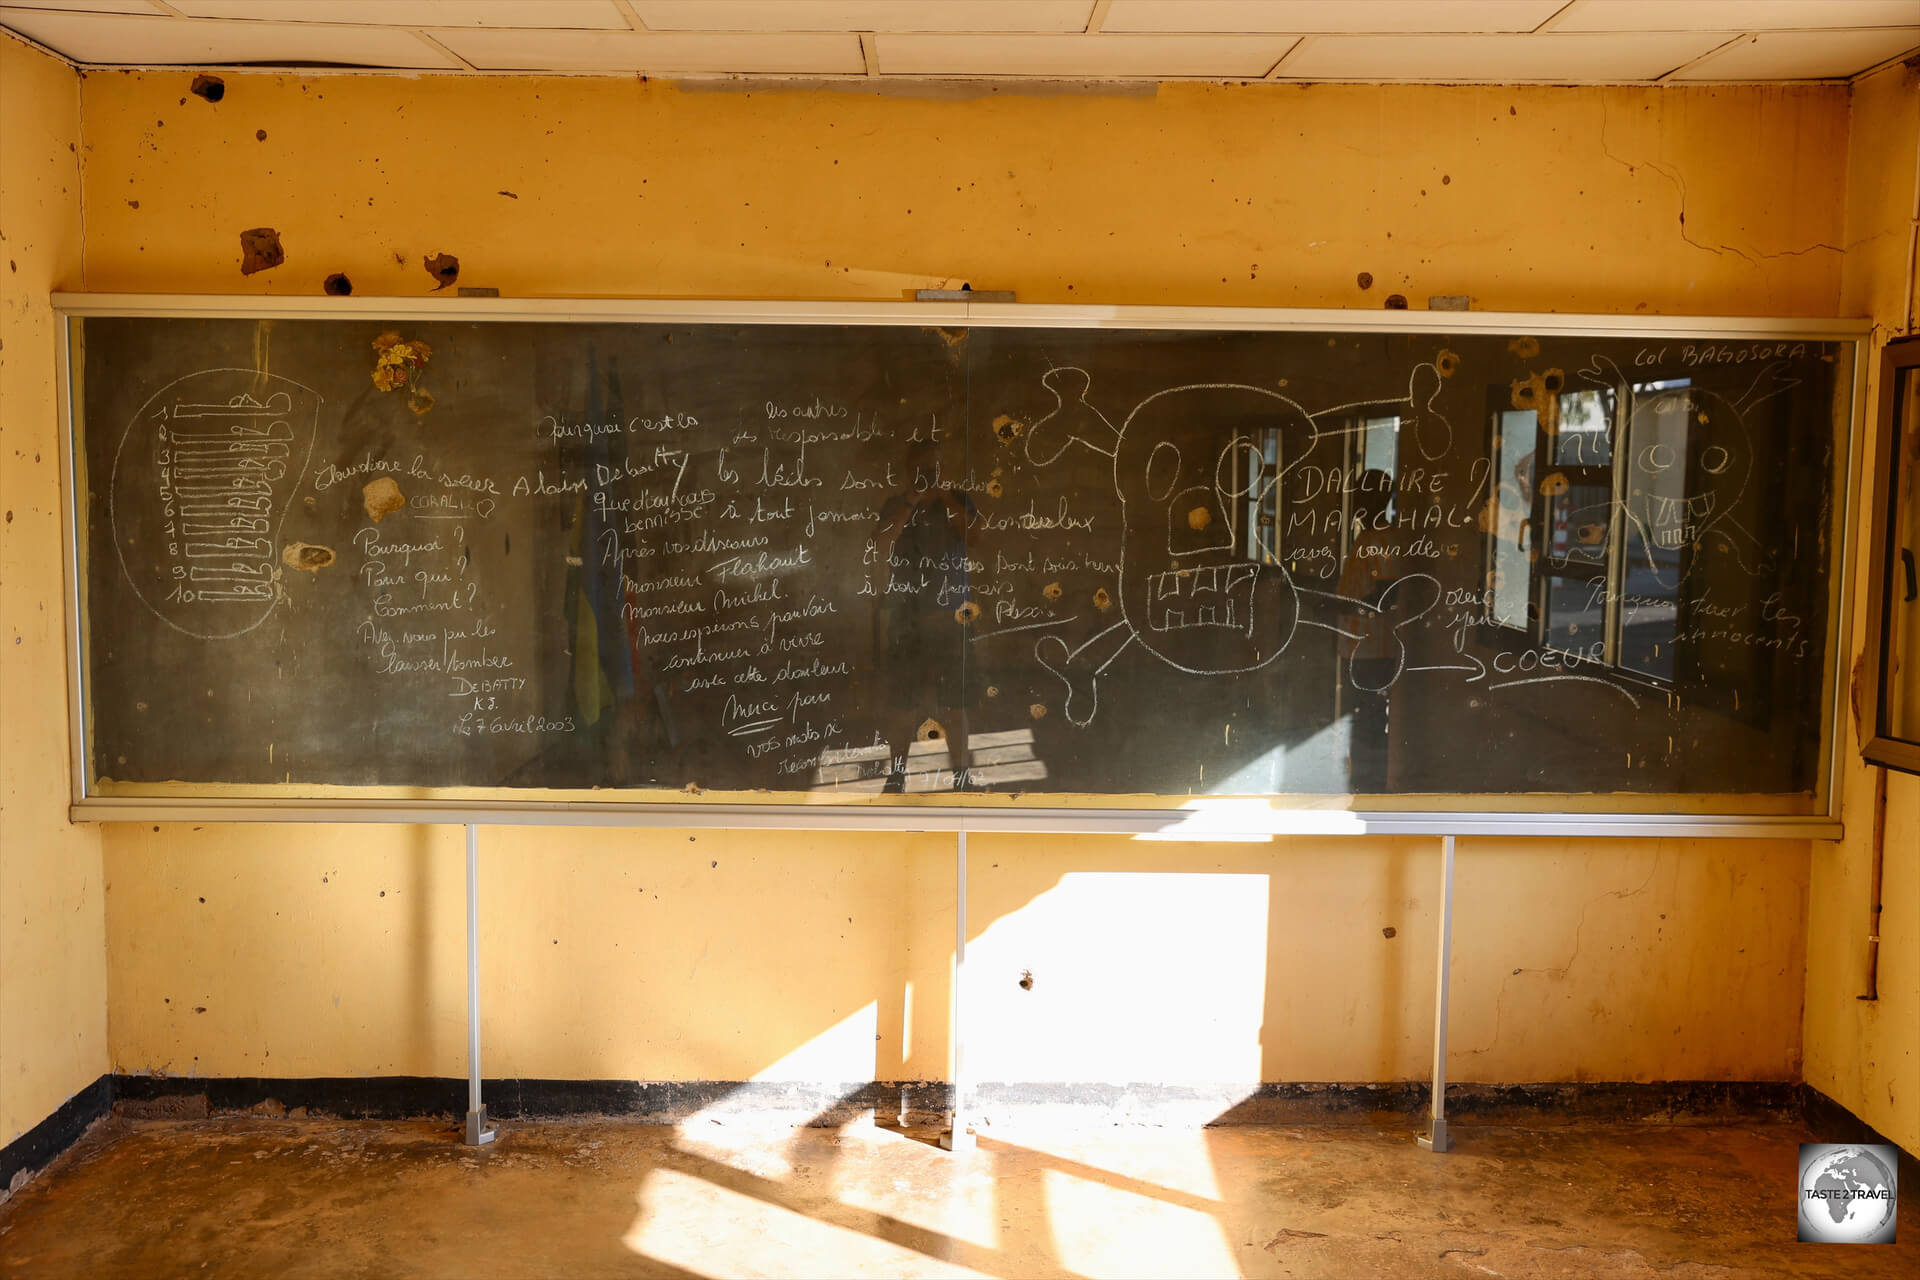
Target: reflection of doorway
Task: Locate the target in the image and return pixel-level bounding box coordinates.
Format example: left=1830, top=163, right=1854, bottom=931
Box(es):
left=1244, top=412, right=1404, bottom=791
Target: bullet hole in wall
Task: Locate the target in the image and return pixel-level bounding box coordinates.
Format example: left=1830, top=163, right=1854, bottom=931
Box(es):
left=189, top=74, right=224, bottom=103
left=1385, top=294, right=1409, bottom=310
left=1018, top=970, right=1034, bottom=991
left=323, top=273, right=352, bottom=296
left=1356, top=271, right=1374, bottom=290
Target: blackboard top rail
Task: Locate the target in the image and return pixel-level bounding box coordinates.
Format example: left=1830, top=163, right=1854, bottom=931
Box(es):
left=50, top=293, right=1872, bottom=343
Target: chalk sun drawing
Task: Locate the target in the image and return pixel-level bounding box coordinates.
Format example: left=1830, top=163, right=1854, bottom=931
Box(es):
left=1546, top=355, right=1787, bottom=587
left=110, top=369, right=322, bottom=639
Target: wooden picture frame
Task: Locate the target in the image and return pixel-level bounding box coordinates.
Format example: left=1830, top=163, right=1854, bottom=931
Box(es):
left=1861, top=337, right=1920, bottom=775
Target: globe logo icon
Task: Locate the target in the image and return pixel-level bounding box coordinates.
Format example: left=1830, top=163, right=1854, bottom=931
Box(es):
left=1798, top=1144, right=1898, bottom=1244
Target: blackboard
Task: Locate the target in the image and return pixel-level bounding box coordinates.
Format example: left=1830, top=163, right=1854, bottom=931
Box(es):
left=63, top=304, right=1858, bottom=813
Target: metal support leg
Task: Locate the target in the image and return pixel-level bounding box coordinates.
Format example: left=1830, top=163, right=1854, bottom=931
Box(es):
left=941, top=828, right=975, bottom=1152
left=463, top=824, right=497, bottom=1146
left=1417, top=834, right=1456, bottom=1153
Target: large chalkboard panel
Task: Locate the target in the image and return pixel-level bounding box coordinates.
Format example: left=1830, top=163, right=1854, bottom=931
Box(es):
left=66, top=306, right=1856, bottom=811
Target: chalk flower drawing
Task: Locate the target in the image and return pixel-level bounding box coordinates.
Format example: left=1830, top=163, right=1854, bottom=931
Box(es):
left=371, top=331, right=434, bottom=416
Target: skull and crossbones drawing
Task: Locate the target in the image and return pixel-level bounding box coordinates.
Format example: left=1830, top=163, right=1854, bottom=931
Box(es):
left=1019, top=364, right=1450, bottom=726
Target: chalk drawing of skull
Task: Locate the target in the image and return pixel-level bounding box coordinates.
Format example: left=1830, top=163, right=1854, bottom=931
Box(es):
left=1621, top=385, right=1752, bottom=578
left=1552, top=358, right=1784, bottom=587
left=1024, top=365, right=1448, bottom=726
left=1116, top=384, right=1308, bottom=673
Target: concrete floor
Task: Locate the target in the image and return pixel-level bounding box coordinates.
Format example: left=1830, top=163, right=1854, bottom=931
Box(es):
left=0, top=1118, right=1912, bottom=1279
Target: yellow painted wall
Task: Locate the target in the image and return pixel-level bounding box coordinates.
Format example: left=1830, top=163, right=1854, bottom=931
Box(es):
left=0, top=34, right=109, bottom=1149
left=1804, top=59, right=1920, bottom=1155
left=68, top=71, right=1860, bottom=1093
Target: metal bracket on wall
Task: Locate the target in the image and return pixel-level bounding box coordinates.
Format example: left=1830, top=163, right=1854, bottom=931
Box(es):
left=941, top=827, right=975, bottom=1152
left=1416, top=834, right=1456, bottom=1154
left=914, top=287, right=1015, bottom=303
left=464, top=823, right=497, bottom=1147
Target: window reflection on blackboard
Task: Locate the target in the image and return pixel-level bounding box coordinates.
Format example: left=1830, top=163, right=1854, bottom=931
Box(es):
left=872, top=435, right=978, bottom=792
left=71, top=316, right=1853, bottom=802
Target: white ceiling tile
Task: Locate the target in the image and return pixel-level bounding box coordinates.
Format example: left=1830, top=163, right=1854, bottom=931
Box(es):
left=1279, top=31, right=1734, bottom=81
left=1105, top=0, right=1564, bottom=35
left=1670, top=26, right=1920, bottom=78
left=875, top=32, right=1296, bottom=77
left=0, top=0, right=164, bottom=14
left=436, top=27, right=865, bottom=72
left=169, top=1, right=629, bottom=28
left=1555, top=0, right=1920, bottom=33
left=0, top=10, right=459, bottom=64
left=631, top=1, right=1096, bottom=33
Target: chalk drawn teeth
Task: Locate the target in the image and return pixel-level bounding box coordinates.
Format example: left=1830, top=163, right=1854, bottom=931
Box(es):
left=111, top=370, right=321, bottom=639
left=1648, top=492, right=1715, bottom=526
left=1146, top=564, right=1257, bottom=634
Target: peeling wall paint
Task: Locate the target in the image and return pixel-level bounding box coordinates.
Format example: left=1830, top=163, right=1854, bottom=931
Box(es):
left=49, top=68, right=1874, bottom=1093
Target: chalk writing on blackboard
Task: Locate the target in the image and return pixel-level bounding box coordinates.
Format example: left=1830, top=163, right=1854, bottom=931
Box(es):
left=73, top=317, right=1846, bottom=800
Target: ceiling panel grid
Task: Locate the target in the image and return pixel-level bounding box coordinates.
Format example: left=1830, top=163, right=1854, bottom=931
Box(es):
left=0, top=0, right=1914, bottom=82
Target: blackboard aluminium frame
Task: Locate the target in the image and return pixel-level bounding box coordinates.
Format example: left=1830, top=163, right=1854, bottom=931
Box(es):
left=52, top=294, right=1871, bottom=839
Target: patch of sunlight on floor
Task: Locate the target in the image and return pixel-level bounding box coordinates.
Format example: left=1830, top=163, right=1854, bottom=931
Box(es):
left=1041, top=1164, right=1243, bottom=1280
left=667, top=1001, right=880, bottom=1175
left=623, top=1166, right=998, bottom=1279
left=826, top=1127, right=1005, bottom=1254
left=989, top=1127, right=1227, bottom=1203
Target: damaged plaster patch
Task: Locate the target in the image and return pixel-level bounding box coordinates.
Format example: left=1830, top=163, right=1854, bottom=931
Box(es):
left=238, top=228, right=283, bottom=275
left=282, top=542, right=334, bottom=572
left=189, top=74, right=224, bottom=103
left=323, top=273, right=352, bottom=296
left=362, top=477, right=406, bottom=522
left=423, top=253, right=460, bottom=291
